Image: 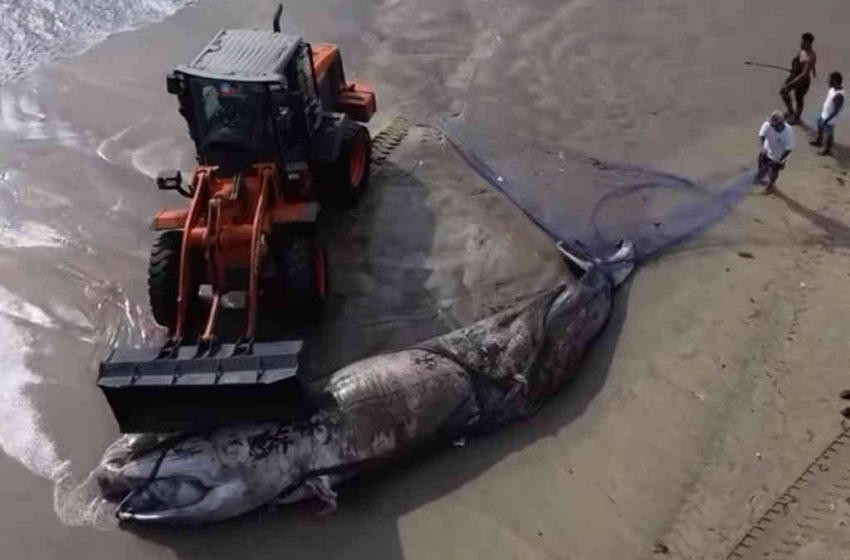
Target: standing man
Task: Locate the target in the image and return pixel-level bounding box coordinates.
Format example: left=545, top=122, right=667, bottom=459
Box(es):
left=810, top=72, right=845, bottom=156
left=780, top=33, right=817, bottom=125
left=756, top=111, right=795, bottom=193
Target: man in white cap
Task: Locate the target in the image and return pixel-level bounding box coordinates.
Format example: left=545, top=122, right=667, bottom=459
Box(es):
left=756, top=110, right=795, bottom=193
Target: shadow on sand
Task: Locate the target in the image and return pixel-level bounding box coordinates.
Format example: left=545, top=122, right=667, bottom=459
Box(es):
left=829, top=141, right=850, bottom=171
left=772, top=187, right=850, bottom=248
left=648, top=186, right=850, bottom=262
left=128, top=159, right=633, bottom=558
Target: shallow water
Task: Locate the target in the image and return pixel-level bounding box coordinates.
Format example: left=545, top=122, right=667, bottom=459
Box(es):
left=0, top=0, right=194, bottom=84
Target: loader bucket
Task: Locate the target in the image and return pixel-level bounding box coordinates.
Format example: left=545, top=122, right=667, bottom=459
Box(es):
left=98, top=340, right=316, bottom=433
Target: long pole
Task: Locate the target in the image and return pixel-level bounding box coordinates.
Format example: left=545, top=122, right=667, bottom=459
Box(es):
left=744, top=60, right=791, bottom=73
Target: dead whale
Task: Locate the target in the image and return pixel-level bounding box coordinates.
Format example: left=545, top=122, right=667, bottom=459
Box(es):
left=95, top=240, right=634, bottom=524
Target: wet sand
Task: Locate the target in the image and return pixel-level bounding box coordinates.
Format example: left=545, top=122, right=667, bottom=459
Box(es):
left=2, top=0, right=850, bottom=558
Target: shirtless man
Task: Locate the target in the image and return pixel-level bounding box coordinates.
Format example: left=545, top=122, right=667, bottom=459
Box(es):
left=780, top=33, right=817, bottom=125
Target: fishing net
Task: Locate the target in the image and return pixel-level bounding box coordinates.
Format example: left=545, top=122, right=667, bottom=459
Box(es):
left=438, top=115, right=756, bottom=262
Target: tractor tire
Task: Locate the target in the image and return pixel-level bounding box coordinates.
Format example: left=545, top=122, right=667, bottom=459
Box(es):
left=263, top=228, right=327, bottom=322
left=148, top=230, right=183, bottom=329
left=318, top=121, right=371, bottom=209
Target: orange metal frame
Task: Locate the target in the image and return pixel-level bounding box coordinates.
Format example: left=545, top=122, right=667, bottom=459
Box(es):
left=152, top=164, right=320, bottom=349
left=167, top=163, right=280, bottom=345
left=151, top=164, right=324, bottom=353
left=311, top=42, right=339, bottom=80
left=311, top=42, right=376, bottom=123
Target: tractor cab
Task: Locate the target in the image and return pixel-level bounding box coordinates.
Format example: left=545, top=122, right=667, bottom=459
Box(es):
left=165, top=28, right=375, bottom=190
left=187, top=78, right=279, bottom=169
left=166, top=31, right=318, bottom=175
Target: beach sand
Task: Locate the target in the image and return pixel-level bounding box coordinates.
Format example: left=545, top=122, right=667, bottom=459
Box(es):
left=2, top=0, right=850, bottom=558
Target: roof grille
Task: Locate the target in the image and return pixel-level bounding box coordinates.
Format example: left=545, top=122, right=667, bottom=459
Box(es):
left=182, top=29, right=301, bottom=81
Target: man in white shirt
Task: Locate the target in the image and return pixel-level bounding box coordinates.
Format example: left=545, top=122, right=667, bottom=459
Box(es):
left=810, top=71, right=844, bottom=156
left=756, top=111, right=794, bottom=193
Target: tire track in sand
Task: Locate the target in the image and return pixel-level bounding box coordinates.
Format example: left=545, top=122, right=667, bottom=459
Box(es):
left=726, top=426, right=850, bottom=559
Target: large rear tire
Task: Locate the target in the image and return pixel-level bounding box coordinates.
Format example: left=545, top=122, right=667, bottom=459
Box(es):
left=148, top=230, right=182, bottom=329
left=318, top=121, right=371, bottom=208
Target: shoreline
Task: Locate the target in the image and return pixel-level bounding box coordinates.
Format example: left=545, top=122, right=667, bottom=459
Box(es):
left=0, top=0, right=196, bottom=87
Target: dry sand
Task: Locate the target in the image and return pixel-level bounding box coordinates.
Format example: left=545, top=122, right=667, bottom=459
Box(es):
left=2, top=0, right=850, bottom=559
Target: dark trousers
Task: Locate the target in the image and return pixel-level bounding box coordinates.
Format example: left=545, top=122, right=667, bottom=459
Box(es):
left=756, top=152, right=784, bottom=185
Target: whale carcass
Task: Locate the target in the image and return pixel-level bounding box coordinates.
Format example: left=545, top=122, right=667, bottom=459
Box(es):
left=95, top=241, right=634, bottom=524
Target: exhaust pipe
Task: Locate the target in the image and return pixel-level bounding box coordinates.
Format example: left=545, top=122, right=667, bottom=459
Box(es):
left=272, top=4, right=283, bottom=33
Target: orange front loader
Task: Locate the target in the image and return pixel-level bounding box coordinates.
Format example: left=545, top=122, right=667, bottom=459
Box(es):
left=99, top=7, right=376, bottom=433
